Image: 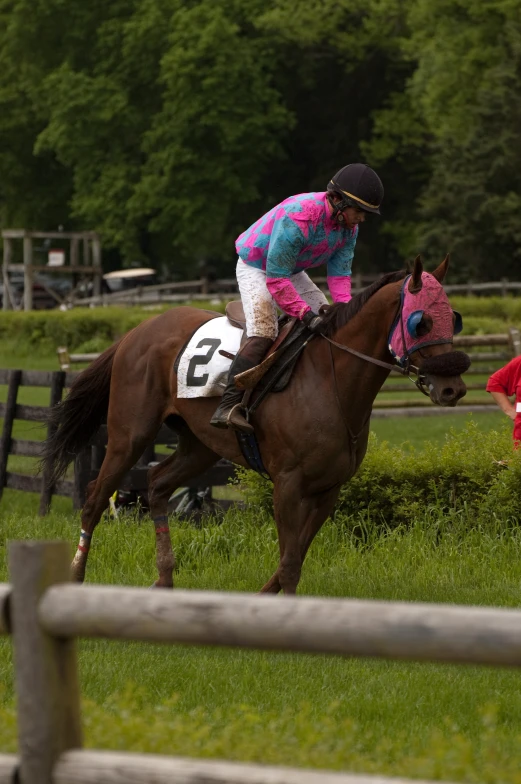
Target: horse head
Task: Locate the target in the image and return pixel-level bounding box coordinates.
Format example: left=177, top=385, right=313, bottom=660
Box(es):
left=388, top=255, right=470, bottom=406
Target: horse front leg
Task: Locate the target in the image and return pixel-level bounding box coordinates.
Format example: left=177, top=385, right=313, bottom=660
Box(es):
left=260, top=479, right=341, bottom=595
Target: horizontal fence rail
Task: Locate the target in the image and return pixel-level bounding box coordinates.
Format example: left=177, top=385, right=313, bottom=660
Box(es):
left=67, top=275, right=521, bottom=308
left=3, top=541, right=519, bottom=784
left=55, top=329, right=520, bottom=412
left=0, top=751, right=452, bottom=784
left=51, top=750, right=451, bottom=784
left=371, top=403, right=502, bottom=419
left=0, top=368, right=236, bottom=514
left=0, top=756, right=17, bottom=784
left=40, top=584, right=521, bottom=667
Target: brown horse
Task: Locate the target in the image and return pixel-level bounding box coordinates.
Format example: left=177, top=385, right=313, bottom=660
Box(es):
left=43, top=256, right=469, bottom=593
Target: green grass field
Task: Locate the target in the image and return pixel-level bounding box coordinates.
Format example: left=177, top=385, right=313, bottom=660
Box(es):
left=1, top=340, right=520, bottom=782
left=2, top=512, right=521, bottom=782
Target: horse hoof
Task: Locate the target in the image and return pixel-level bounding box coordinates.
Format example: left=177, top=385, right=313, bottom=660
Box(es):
left=149, top=581, right=173, bottom=590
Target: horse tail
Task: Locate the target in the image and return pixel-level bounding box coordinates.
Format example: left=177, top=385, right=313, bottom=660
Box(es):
left=42, top=340, right=121, bottom=485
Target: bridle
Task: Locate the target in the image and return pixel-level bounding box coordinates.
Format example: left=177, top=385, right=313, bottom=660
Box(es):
left=321, top=275, right=431, bottom=398
left=317, top=279, right=436, bottom=459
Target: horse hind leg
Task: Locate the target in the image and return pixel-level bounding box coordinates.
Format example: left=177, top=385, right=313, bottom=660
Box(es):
left=147, top=418, right=220, bottom=588
left=71, top=431, right=157, bottom=583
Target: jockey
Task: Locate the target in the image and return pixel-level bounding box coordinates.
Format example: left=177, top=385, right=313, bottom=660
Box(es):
left=210, top=162, right=384, bottom=433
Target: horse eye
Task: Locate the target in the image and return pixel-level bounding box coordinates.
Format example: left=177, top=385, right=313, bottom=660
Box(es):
left=415, top=315, right=433, bottom=337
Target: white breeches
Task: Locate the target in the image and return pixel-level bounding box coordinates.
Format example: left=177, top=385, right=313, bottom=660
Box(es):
left=236, top=259, right=328, bottom=339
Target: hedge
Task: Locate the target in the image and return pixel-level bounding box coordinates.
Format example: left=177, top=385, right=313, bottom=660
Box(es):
left=0, top=301, right=227, bottom=353
left=451, top=295, right=521, bottom=321
left=236, top=421, right=521, bottom=530
left=0, top=296, right=519, bottom=354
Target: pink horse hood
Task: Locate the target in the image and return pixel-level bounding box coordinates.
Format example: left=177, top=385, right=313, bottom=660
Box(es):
left=389, top=272, right=457, bottom=362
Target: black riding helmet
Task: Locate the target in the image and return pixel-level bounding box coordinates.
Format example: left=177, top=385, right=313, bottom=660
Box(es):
left=327, top=163, right=384, bottom=218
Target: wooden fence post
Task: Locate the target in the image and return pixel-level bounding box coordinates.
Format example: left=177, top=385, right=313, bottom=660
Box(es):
left=0, top=369, right=21, bottom=501
left=2, top=237, right=13, bottom=311
left=91, top=236, right=102, bottom=298
left=39, top=371, right=66, bottom=516
left=351, top=273, right=362, bottom=294
left=509, top=327, right=521, bottom=357
left=23, top=234, right=33, bottom=311
left=9, top=541, right=82, bottom=784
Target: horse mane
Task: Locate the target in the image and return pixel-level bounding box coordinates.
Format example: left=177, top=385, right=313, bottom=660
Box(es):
left=320, top=269, right=407, bottom=337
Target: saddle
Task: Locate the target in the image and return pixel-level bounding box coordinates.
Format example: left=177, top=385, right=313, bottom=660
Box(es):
left=224, top=300, right=312, bottom=395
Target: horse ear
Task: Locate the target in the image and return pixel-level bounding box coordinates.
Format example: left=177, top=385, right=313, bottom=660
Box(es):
left=408, top=255, right=423, bottom=293
left=431, top=254, right=450, bottom=283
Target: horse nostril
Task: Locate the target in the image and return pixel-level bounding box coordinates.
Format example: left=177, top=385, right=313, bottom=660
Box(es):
left=442, top=387, right=455, bottom=398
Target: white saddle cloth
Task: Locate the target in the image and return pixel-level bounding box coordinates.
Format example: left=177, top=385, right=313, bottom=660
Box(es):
left=176, top=316, right=242, bottom=398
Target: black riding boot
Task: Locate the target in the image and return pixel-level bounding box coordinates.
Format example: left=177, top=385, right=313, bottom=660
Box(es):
left=210, top=336, right=273, bottom=433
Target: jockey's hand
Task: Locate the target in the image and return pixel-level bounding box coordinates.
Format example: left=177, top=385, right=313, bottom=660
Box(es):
left=302, top=310, right=327, bottom=335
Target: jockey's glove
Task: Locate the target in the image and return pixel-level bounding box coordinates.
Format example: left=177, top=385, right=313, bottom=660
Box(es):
left=302, top=310, right=327, bottom=335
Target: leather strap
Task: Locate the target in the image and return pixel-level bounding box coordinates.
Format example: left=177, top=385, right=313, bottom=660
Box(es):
left=321, top=335, right=430, bottom=397
left=321, top=335, right=419, bottom=377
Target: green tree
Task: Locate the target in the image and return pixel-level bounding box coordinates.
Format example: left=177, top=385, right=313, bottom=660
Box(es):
left=131, top=0, right=291, bottom=270
left=11, top=0, right=521, bottom=282
left=0, top=0, right=74, bottom=232
left=366, top=0, right=521, bottom=279
left=0, top=0, right=420, bottom=275
left=411, top=0, right=521, bottom=278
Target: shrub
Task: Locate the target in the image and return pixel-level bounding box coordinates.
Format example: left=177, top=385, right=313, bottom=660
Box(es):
left=450, top=296, right=521, bottom=322
left=0, top=295, right=518, bottom=355
left=236, top=421, right=521, bottom=530
left=0, top=301, right=228, bottom=353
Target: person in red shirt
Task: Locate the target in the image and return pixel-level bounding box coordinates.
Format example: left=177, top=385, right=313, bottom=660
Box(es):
left=486, top=356, right=521, bottom=443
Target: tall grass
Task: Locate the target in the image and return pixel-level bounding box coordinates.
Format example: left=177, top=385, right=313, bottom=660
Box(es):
left=0, top=323, right=520, bottom=781
left=2, top=508, right=521, bottom=781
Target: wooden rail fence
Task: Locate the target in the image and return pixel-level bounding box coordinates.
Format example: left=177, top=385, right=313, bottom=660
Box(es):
left=67, top=274, right=521, bottom=308
left=0, top=369, right=75, bottom=514
left=56, top=329, right=521, bottom=417
left=5, top=541, right=521, bottom=782
left=0, top=369, right=235, bottom=514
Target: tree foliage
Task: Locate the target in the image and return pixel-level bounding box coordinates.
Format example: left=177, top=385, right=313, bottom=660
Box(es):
left=0, top=0, right=520, bottom=279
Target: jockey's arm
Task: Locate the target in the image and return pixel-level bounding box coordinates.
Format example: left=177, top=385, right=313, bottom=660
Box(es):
left=326, top=227, right=358, bottom=303
left=265, top=217, right=312, bottom=320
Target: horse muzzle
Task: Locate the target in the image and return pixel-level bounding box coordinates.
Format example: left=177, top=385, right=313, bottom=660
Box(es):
left=420, top=350, right=471, bottom=407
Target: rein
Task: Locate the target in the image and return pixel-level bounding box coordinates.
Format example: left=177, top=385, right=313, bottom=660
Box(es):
left=320, top=290, right=431, bottom=456
left=321, top=336, right=430, bottom=397
left=323, top=333, right=429, bottom=459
